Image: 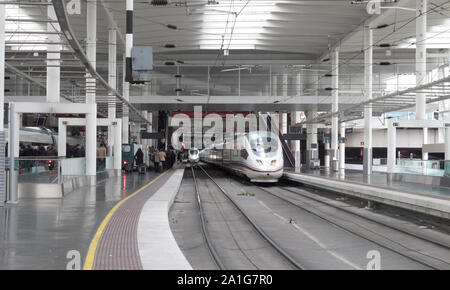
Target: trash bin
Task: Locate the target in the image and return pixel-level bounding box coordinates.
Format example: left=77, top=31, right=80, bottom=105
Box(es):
left=5, top=168, right=18, bottom=203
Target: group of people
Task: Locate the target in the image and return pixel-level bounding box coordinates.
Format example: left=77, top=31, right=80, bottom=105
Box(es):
left=148, top=146, right=177, bottom=173
left=19, top=144, right=57, bottom=157
left=66, top=144, right=86, bottom=158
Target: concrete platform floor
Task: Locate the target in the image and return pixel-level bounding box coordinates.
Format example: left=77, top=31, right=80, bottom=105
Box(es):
left=0, top=170, right=161, bottom=270
left=286, top=168, right=450, bottom=197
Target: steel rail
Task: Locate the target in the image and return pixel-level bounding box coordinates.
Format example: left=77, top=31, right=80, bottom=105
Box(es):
left=190, top=166, right=226, bottom=270
left=198, top=165, right=306, bottom=270
left=256, top=185, right=447, bottom=270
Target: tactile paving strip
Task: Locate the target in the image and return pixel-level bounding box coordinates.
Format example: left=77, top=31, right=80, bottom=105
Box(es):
left=92, top=171, right=175, bottom=270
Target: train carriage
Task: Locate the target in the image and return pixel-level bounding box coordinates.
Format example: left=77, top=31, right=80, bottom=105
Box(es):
left=200, top=131, right=283, bottom=182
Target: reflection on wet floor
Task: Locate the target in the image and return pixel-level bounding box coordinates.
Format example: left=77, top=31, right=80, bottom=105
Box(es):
left=0, top=171, right=160, bottom=270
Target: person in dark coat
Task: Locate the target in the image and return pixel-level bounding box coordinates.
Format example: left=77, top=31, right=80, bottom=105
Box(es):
left=134, top=148, right=144, bottom=166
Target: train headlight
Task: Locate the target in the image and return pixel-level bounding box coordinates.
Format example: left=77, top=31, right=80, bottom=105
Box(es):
left=256, top=160, right=263, bottom=166
left=271, top=160, right=276, bottom=166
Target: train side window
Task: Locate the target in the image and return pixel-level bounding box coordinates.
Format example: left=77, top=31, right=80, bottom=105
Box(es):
left=240, top=149, right=249, bottom=160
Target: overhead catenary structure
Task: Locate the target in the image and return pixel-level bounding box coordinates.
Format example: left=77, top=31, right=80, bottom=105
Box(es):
left=0, top=0, right=449, bottom=202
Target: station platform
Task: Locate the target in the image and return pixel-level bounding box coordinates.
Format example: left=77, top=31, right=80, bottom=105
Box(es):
left=0, top=166, right=188, bottom=270
left=284, top=168, right=450, bottom=220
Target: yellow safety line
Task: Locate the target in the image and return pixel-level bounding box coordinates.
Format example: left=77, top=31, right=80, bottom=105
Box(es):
left=83, top=171, right=168, bottom=270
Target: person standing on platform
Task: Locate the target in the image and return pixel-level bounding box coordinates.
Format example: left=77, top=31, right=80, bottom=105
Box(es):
left=158, top=148, right=166, bottom=172
left=134, top=148, right=144, bottom=167
left=154, top=148, right=160, bottom=172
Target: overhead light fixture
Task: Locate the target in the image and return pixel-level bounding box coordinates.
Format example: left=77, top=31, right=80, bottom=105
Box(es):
left=166, top=24, right=178, bottom=30
left=223, top=49, right=229, bottom=56
left=164, top=61, right=175, bottom=65
left=322, top=58, right=330, bottom=62
left=174, top=74, right=183, bottom=78
left=221, top=65, right=254, bottom=72
left=378, top=61, right=392, bottom=65
left=164, top=44, right=176, bottom=48
left=151, top=0, right=171, bottom=5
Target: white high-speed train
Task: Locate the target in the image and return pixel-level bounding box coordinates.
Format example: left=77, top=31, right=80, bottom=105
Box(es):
left=5, top=127, right=83, bottom=146
left=188, top=147, right=200, bottom=165
left=200, top=131, right=283, bottom=182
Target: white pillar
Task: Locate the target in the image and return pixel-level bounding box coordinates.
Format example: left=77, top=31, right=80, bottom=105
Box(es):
left=281, top=74, right=288, bottom=136
left=445, top=127, right=450, bottom=161
left=295, top=73, right=301, bottom=96
left=282, top=74, right=288, bottom=98
left=122, top=57, right=130, bottom=143
left=107, top=28, right=117, bottom=156
left=58, top=120, right=66, bottom=157
left=46, top=3, right=60, bottom=103
left=416, top=0, right=428, bottom=161
left=86, top=1, right=97, bottom=180
left=272, top=74, right=277, bottom=98
left=292, top=111, right=301, bottom=169
left=338, top=122, right=346, bottom=171
left=363, top=26, right=373, bottom=175
left=86, top=0, right=97, bottom=104
left=114, top=120, right=122, bottom=171
left=387, top=121, right=397, bottom=173
left=0, top=5, right=5, bottom=205
left=0, top=4, right=5, bottom=130
left=324, top=138, right=330, bottom=169
left=86, top=106, right=97, bottom=178
left=331, top=47, right=339, bottom=171
left=13, top=112, right=19, bottom=158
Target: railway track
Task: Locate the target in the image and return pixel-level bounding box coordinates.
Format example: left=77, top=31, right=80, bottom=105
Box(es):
left=255, top=184, right=450, bottom=270
left=191, top=165, right=305, bottom=270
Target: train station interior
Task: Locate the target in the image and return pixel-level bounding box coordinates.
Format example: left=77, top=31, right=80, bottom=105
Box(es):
left=0, top=0, right=449, bottom=271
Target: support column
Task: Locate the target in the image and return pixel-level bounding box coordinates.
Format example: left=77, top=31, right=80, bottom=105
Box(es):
left=363, top=26, right=373, bottom=175
left=122, top=58, right=130, bottom=144
left=324, top=135, right=330, bottom=169
left=141, top=110, right=148, bottom=164
left=306, top=109, right=319, bottom=169
left=46, top=3, right=60, bottom=103
left=339, top=122, right=346, bottom=170
left=86, top=106, right=97, bottom=179
left=0, top=4, right=5, bottom=205
left=57, top=120, right=66, bottom=157
left=295, top=73, right=302, bottom=96
left=113, top=120, right=122, bottom=173
left=387, top=121, right=397, bottom=173
left=331, top=47, right=339, bottom=171
left=416, top=0, right=428, bottom=161
left=107, top=28, right=117, bottom=156
left=86, top=0, right=97, bottom=104
left=292, top=111, right=301, bottom=170
left=282, top=74, right=288, bottom=98
left=272, top=74, right=277, bottom=99
left=86, top=0, right=97, bottom=182
left=445, top=127, right=450, bottom=161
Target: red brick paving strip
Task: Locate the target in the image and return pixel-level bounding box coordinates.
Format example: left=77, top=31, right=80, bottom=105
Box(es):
left=92, top=170, right=175, bottom=270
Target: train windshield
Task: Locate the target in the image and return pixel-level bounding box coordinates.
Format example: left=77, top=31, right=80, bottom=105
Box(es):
left=190, top=149, right=198, bottom=155
left=247, top=132, right=279, bottom=158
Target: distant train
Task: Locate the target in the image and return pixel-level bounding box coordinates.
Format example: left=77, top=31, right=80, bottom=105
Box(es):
left=200, top=131, right=283, bottom=183
left=188, top=147, right=200, bottom=165
left=5, top=126, right=83, bottom=147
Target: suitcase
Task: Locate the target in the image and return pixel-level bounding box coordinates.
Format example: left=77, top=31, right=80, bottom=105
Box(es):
left=138, top=164, right=146, bottom=174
